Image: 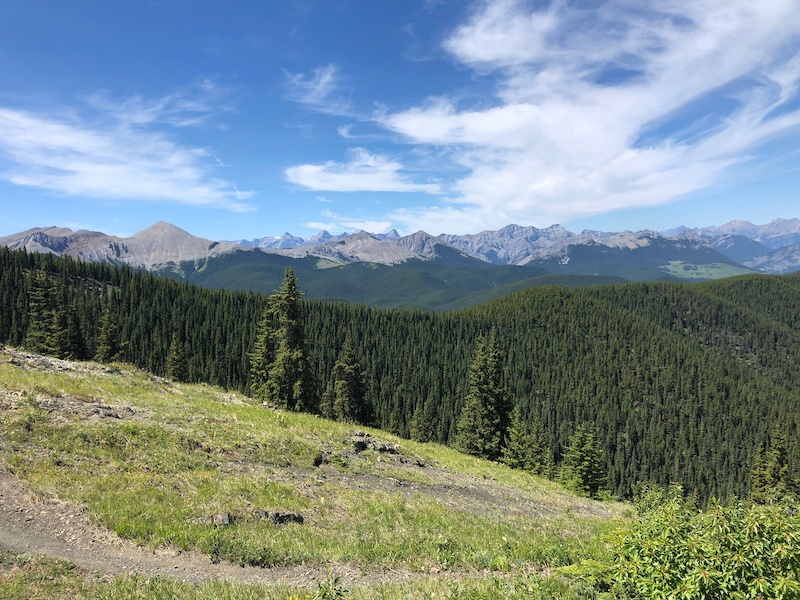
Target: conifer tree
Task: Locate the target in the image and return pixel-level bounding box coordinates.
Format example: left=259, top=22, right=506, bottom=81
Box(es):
left=410, top=395, right=436, bottom=443
left=65, top=304, right=87, bottom=360
left=24, top=270, right=69, bottom=357
left=166, top=337, right=189, bottom=382
left=501, top=406, right=549, bottom=474
left=502, top=406, right=530, bottom=470
left=320, top=379, right=336, bottom=420
left=248, top=309, right=274, bottom=399
left=329, top=333, right=370, bottom=424
left=262, top=269, right=316, bottom=412
left=528, top=415, right=552, bottom=476
left=24, top=271, right=52, bottom=354
left=750, top=427, right=796, bottom=504
left=95, top=304, right=120, bottom=363
left=559, top=425, right=607, bottom=498
left=455, top=330, right=509, bottom=460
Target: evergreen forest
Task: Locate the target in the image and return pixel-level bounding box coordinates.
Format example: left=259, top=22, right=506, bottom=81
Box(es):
left=1, top=246, right=799, bottom=503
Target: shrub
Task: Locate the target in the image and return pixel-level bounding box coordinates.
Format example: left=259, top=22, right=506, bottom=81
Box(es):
left=612, top=485, right=800, bottom=599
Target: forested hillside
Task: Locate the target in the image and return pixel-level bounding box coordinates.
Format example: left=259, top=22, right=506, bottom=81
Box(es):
left=164, top=247, right=612, bottom=311
left=1, top=247, right=799, bottom=502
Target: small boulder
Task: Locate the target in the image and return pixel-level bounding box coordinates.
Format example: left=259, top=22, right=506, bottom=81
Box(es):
left=253, top=509, right=304, bottom=525
left=213, top=512, right=231, bottom=526
left=346, top=431, right=400, bottom=454
left=190, top=512, right=232, bottom=526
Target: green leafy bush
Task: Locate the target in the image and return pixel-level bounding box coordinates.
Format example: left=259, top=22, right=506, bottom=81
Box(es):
left=612, top=485, right=800, bottom=599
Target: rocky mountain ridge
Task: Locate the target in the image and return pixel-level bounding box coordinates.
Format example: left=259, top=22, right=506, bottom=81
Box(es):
left=2, top=218, right=800, bottom=276
left=0, top=222, right=238, bottom=270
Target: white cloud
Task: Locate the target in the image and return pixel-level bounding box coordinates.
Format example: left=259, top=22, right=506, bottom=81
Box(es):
left=306, top=221, right=339, bottom=231
left=86, top=80, right=232, bottom=127
left=284, top=64, right=352, bottom=115
left=376, top=0, right=800, bottom=233
left=0, top=94, right=255, bottom=211
left=285, top=148, right=444, bottom=194
left=443, top=0, right=559, bottom=68
left=338, top=124, right=354, bottom=139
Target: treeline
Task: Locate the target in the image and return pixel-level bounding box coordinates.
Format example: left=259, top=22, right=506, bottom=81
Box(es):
left=1, top=247, right=799, bottom=502
left=0, top=249, right=263, bottom=389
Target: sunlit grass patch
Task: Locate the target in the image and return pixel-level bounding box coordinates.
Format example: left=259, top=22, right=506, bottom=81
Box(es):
left=0, top=550, right=89, bottom=599
left=1, top=352, right=623, bottom=575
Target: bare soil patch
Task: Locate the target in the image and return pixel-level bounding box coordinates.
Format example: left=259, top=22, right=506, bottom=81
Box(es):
left=0, top=464, right=436, bottom=588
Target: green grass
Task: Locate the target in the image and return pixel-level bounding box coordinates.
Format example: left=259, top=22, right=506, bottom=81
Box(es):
left=0, top=548, right=606, bottom=599
left=658, top=260, right=754, bottom=280
left=0, top=351, right=625, bottom=595
left=0, top=550, right=89, bottom=599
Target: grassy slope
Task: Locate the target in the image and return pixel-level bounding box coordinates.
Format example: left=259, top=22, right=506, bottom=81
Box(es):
left=0, top=349, right=624, bottom=598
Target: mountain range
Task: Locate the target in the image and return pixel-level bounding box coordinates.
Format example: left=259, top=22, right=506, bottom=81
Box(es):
left=2, top=218, right=800, bottom=309
left=5, top=218, right=800, bottom=271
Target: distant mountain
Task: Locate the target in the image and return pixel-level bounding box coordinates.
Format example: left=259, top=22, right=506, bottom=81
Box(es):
left=438, top=224, right=578, bottom=265
left=744, top=243, right=800, bottom=275
left=278, top=231, right=424, bottom=264
left=169, top=248, right=556, bottom=311
left=230, top=232, right=305, bottom=249
left=8, top=217, right=800, bottom=298
left=686, top=218, right=800, bottom=273
left=702, top=234, right=772, bottom=265
left=525, top=231, right=752, bottom=281
left=0, top=221, right=236, bottom=270
left=695, top=218, right=800, bottom=250
left=434, top=227, right=752, bottom=280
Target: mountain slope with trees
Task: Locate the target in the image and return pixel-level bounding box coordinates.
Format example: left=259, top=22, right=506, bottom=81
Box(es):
left=1, top=247, right=799, bottom=503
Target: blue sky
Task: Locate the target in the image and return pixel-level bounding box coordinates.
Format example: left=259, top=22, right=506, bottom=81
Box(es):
left=1, top=0, right=799, bottom=241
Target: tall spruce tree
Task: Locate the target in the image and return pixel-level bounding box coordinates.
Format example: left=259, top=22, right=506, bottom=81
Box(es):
left=749, top=427, right=796, bottom=504
left=559, top=425, right=607, bottom=498
left=248, top=308, right=275, bottom=400
left=410, top=394, right=437, bottom=443
left=501, top=406, right=550, bottom=474
left=262, top=269, right=316, bottom=412
left=95, top=303, right=120, bottom=363
left=455, top=330, right=509, bottom=460
left=328, top=333, right=371, bottom=424
left=24, top=270, right=68, bottom=357
left=166, top=337, right=189, bottom=382
left=65, top=304, right=87, bottom=360
left=320, top=379, right=336, bottom=420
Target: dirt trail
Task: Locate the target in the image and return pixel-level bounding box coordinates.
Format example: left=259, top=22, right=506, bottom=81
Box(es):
left=0, top=466, right=424, bottom=588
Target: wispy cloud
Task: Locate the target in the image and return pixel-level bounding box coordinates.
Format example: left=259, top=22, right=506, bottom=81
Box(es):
left=0, top=87, right=255, bottom=212
left=376, top=0, right=800, bottom=233
left=87, top=79, right=233, bottom=127
left=285, top=147, right=444, bottom=193
left=283, top=64, right=352, bottom=115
